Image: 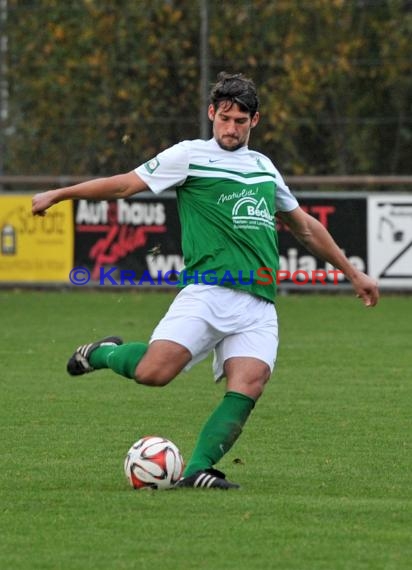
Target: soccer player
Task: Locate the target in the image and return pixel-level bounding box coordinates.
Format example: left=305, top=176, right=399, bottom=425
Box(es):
left=32, top=73, right=379, bottom=489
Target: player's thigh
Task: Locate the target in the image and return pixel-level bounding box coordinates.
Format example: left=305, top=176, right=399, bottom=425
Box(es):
left=149, top=286, right=224, bottom=366
left=213, top=306, right=278, bottom=382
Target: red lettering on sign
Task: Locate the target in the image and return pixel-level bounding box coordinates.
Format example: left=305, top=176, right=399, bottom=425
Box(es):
left=276, top=205, right=336, bottom=232
left=88, top=224, right=166, bottom=280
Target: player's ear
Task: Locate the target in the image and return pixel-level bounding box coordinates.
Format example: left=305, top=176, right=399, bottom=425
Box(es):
left=251, top=111, right=260, bottom=128
left=208, top=104, right=215, bottom=121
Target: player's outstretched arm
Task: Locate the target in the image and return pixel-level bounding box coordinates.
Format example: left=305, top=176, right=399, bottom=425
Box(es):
left=277, top=207, right=379, bottom=307
left=32, top=170, right=148, bottom=216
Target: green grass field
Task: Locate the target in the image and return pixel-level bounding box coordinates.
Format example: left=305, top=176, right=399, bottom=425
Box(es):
left=0, top=290, right=410, bottom=570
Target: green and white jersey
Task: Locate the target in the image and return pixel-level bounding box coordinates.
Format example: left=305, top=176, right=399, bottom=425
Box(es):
left=135, top=138, right=298, bottom=302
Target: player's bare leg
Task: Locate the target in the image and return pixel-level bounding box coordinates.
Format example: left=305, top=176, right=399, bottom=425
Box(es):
left=225, top=356, right=270, bottom=400
left=135, top=340, right=191, bottom=386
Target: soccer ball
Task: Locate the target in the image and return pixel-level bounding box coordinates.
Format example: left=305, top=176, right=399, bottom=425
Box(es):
left=124, top=436, right=184, bottom=490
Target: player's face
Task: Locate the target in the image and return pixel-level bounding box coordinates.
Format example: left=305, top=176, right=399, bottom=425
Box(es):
left=208, top=102, right=260, bottom=151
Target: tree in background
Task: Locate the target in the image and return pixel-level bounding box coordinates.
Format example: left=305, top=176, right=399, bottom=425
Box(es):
left=4, top=0, right=412, bottom=176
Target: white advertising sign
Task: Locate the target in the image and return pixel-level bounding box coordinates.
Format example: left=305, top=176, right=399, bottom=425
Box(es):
left=368, top=195, right=412, bottom=288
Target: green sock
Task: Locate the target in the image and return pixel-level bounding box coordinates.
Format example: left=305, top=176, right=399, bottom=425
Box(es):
left=183, top=391, right=255, bottom=477
left=89, top=342, right=148, bottom=379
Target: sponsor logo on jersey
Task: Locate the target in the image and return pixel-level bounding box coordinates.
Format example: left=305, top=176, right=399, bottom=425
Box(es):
left=231, top=196, right=274, bottom=230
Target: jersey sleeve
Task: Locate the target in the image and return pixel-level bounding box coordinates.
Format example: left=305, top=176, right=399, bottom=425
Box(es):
left=273, top=165, right=299, bottom=213
left=134, top=142, right=190, bottom=194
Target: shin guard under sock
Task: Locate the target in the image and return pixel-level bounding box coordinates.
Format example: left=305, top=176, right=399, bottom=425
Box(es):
left=183, top=391, right=255, bottom=477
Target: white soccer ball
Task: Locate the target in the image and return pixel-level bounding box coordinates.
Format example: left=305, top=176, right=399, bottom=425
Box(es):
left=124, top=435, right=184, bottom=490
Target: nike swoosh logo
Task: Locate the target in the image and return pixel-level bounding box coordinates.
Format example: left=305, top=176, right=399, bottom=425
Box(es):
left=209, top=159, right=222, bottom=163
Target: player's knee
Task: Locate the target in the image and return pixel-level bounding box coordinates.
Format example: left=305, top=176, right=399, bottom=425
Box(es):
left=134, top=362, right=175, bottom=387
left=252, top=375, right=270, bottom=399
left=261, top=369, right=271, bottom=387
left=226, top=363, right=271, bottom=400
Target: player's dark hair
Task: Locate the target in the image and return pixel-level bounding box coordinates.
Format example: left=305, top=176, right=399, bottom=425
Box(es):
left=209, top=72, right=259, bottom=117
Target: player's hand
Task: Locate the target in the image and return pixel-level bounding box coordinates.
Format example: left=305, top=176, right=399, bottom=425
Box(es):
left=350, top=271, right=379, bottom=307
left=32, top=190, right=55, bottom=216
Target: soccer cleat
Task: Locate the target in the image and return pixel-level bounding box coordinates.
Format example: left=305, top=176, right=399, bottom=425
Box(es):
left=66, top=336, right=123, bottom=376
left=175, top=468, right=240, bottom=490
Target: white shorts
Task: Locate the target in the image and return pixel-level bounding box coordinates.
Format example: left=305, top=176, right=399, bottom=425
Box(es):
left=150, top=284, right=279, bottom=380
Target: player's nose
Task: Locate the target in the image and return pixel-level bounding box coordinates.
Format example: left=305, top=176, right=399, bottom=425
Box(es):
left=225, top=122, right=238, bottom=135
